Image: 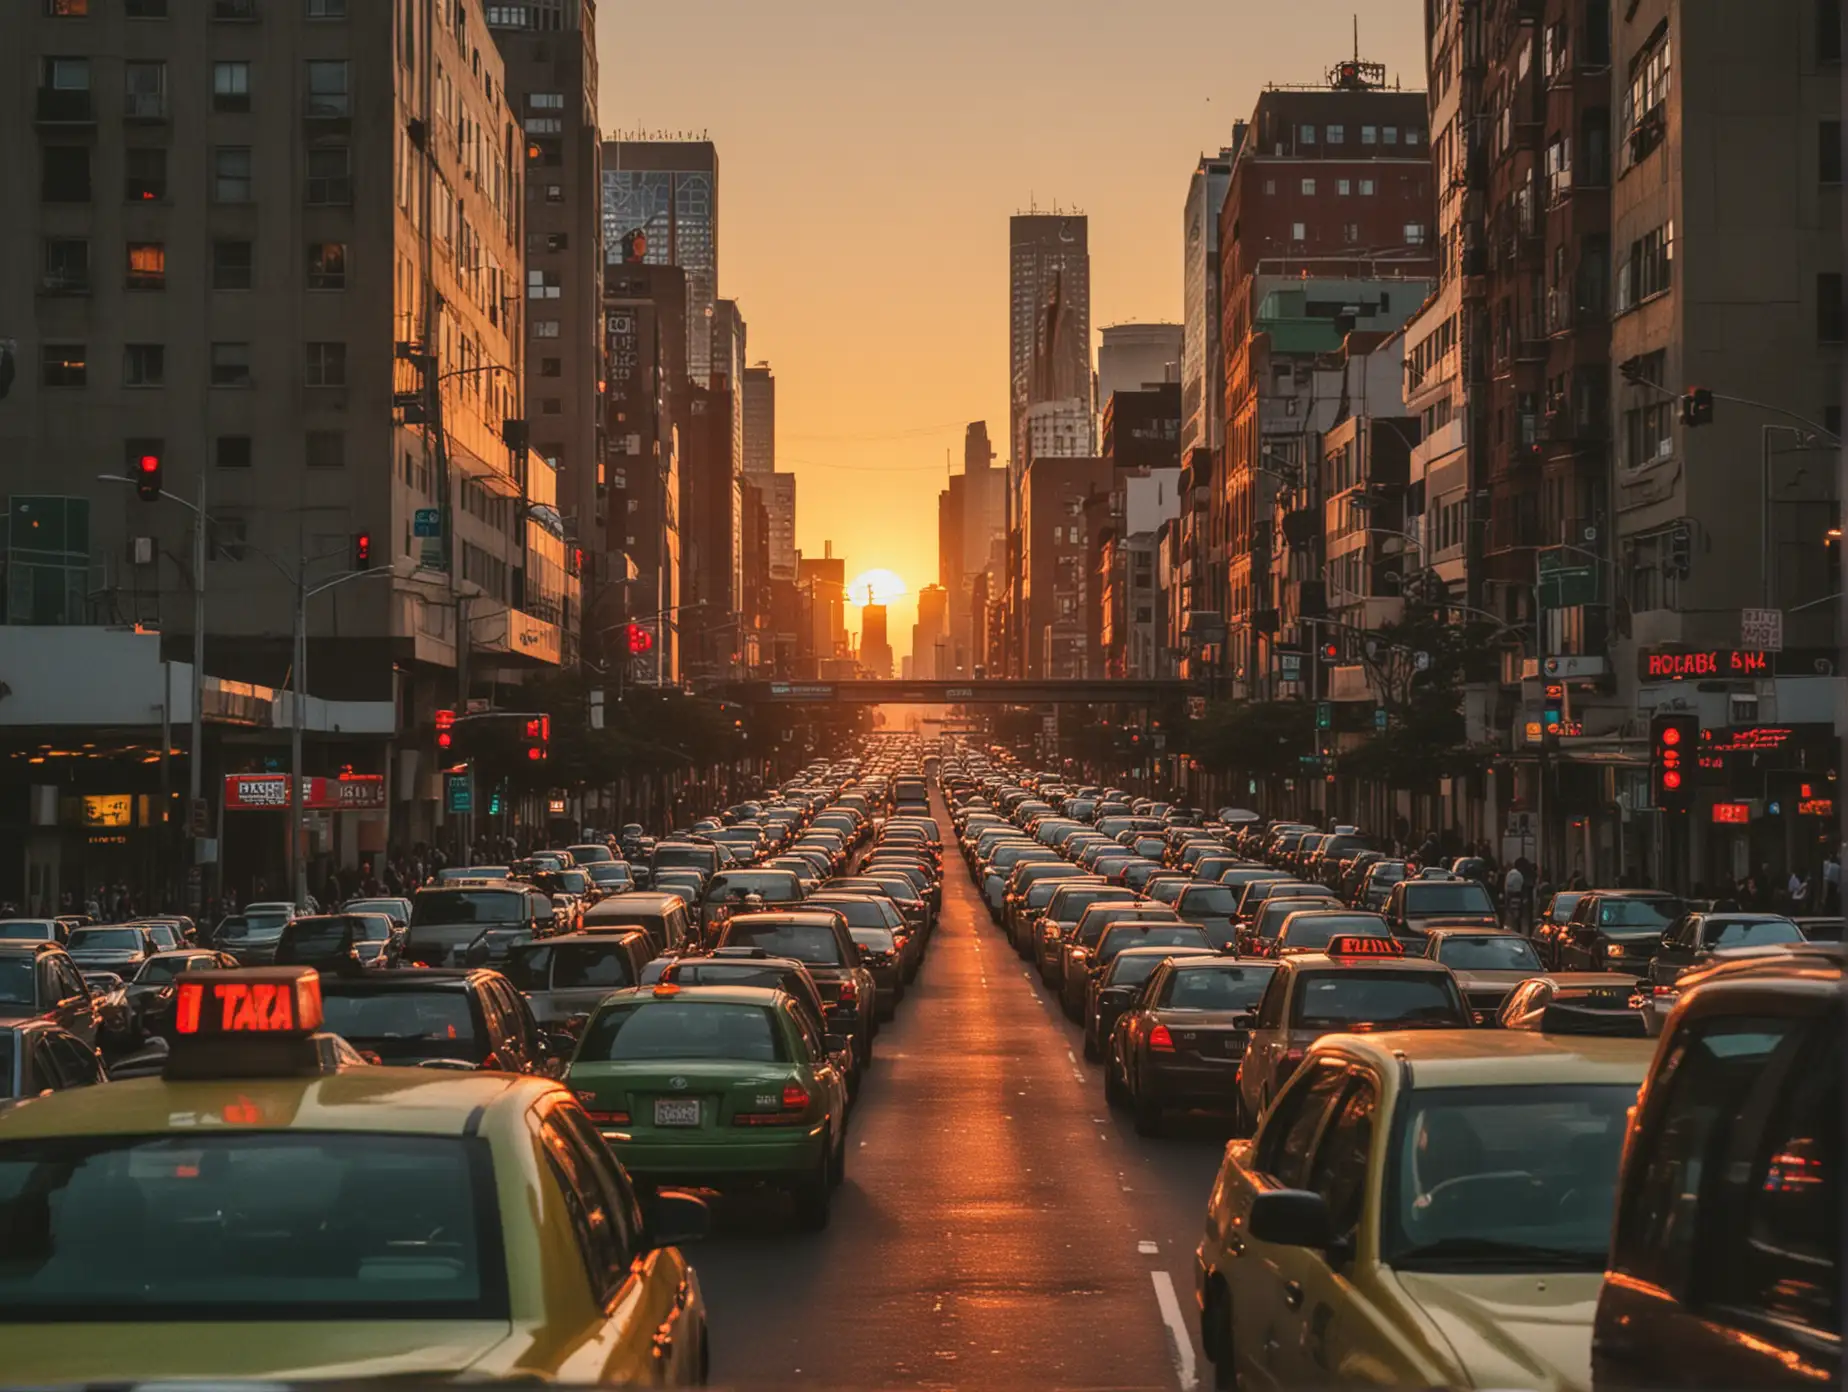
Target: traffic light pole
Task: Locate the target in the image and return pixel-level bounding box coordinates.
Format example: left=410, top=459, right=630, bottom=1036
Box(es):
left=190, top=464, right=206, bottom=911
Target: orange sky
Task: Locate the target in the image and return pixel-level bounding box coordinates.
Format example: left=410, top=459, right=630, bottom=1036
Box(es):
left=595, top=1, right=1424, bottom=656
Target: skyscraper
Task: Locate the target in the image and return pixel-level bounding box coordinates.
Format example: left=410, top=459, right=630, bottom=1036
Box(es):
left=937, top=422, right=1005, bottom=675
left=1180, top=144, right=1237, bottom=458
left=602, top=140, right=718, bottom=385
left=859, top=603, right=893, bottom=679
left=1096, top=324, right=1182, bottom=409
left=743, top=364, right=775, bottom=474
left=1009, top=214, right=1091, bottom=490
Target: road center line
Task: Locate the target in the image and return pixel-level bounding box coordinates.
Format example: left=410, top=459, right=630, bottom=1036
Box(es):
left=1150, top=1270, right=1198, bottom=1390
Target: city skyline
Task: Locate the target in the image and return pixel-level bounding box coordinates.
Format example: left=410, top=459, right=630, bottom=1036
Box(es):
left=594, top=0, right=1424, bottom=653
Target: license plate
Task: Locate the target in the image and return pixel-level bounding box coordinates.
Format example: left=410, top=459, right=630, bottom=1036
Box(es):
left=653, top=1099, right=700, bottom=1127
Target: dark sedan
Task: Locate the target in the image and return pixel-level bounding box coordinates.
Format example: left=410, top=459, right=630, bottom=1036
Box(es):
left=1085, top=944, right=1216, bottom=1069
left=1106, top=955, right=1276, bottom=1135
left=62, top=924, right=159, bottom=977
left=1553, top=890, right=1687, bottom=971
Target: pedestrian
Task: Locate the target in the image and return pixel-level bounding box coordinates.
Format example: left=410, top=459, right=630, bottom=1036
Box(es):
left=1502, top=860, right=1528, bottom=933
left=1788, top=866, right=1810, bottom=913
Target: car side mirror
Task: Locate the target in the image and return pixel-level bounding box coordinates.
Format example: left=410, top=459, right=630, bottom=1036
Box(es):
left=1248, top=1188, right=1336, bottom=1248
left=1230, top=1011, right=1256, bottom=1030
left=642, top=1188, right=710, bottom=1248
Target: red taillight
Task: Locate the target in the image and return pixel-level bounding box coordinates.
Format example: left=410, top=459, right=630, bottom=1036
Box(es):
left=782, top=1083, right=810, bottom=1110
left=1150, top=1024, right=1175, bottom=1052
left=837, top=979, right=858, bottom=1004
left=586, top=1110, right=630, bottom=1125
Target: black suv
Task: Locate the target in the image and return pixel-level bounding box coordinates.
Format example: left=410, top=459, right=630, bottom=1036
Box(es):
left=0, top=942, right=100, bottom=1047
left=317, top=968, right=560, bottom=1075
left=1553, top=889, right=1685, bottom=971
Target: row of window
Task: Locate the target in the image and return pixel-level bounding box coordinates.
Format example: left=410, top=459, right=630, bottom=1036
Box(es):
left=39, top=341, right=351, bottom=389
left=39, top=55, right=351, bottom=119
left=42, top=143, right=351, bottom=205
left=46, top=0, right=346, bottom=17
left=40, top=237, right=347, bottom=293
left=1296, top=123, right=1424, bottom=149
left=1283, top=221, right=1429, bottom=245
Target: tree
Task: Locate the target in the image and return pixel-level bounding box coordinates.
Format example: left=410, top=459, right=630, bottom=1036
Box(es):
left=1337, top=605, right=1508, bottom=787
left=1187, top=699, right=1316, bottom=779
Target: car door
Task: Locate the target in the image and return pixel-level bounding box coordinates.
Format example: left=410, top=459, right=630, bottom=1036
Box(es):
left=48, top=956, right=97, bottom=1046
left=43, top=1030, right=104, bottom=1090
left=476, top=982, right=527, bottom=1072
left=1648, top=915, right=1698, bottom=988
left=1239, top=968, right=1293, bottom=1120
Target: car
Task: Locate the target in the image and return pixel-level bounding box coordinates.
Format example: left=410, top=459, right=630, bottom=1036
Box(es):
left=1239, top=894, right=1350, bottom=956
left=1086, top=944, right=1218, bottom=1078
left=1497, top=973, right=1649, bottom=1033
left=1236, top=937, right=1473, bottom=1130
left=0, top=966, right=710, bottom=1383
left=1171, top=882, right=1245, bottom=948
left=846, top=924, right=905, bottom=1018
left=1107, top=955, right=1278, bottom=1134
left=1594, top=945, right=1840, bottom=1388
left=1232, top=878, right=1331, bottom=933
left=1197, top=1024, right=1650, bottom=1392
left=1381, top=875, right=1501, bottom=940
left=1793, top=914, right=1844, bottom=942
left=501, top=930, right=656, bottom=1030
left=583, top=861, right=638, bottom=894
left=1032, top=881, right=1125, bottom=987
left=712, top=910, right=877, bottom=1069
left=1353, top=858, right=1408, bottom=910
left=62, top=923, right=160, bottom=976
left=1551, top=889, right=1686, bottom=971
left=343, top=895, right=413, bottom=927
left=1640, top=910, right=1807, bottom=1023
left=1083, top=923, right=1214, bottom=1059
left=1059, top=903, right=1181, bottom=1019
left=0, top=1019, right=107, bottom=1099
left=80, top=972, right=136, bottom=1047
left=402, top=882, right=559, bottom=968
left=658, top=949, right=832, bottom=1048
left=568, top=983, right=850, bottom=1229
left=124, top=948, right=242, bottom=1038
left=567, top=841, right=616, bottom=865
left=697, top=867, right=805, bottom=936
left=0, top=942, right=101, bottom=1047
left=1530, top=888, right=1588, bottom=962
left=318, top=968, right=559, bottom=1075
left=1418, top=926, right=1548, bottom=1019
left=1267, top=908, right=1395, bottom=958
left=0, top=919, right=67, bottom=945
left=582, top=891, right=697, bottom=958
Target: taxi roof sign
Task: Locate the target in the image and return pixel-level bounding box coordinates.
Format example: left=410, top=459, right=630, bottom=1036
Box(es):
left=1326, top=935, right=1405, bottom=959
left=175, top=966, right=325, bottom=1037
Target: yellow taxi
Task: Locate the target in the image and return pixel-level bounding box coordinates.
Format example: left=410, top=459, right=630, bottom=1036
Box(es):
left=0, top=967, right=710, bottom=1384
left=1196, top=1024, right=1652, bottom=1391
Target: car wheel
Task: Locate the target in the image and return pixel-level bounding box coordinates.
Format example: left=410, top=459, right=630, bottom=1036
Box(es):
left=1203, top=1279, right=1238, bottom=1389
left=1104, top=1051, right=1130, bottom=1107
left=792, top=1141, right=833, bottom=1231
left=1082, top=1024, right=1100, bottom=1063
left=828, top=1125, right=846, bottom=1189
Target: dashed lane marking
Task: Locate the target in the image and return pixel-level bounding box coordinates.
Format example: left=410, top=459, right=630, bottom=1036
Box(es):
left=1137, top=1239, right=1159, bottom=1254
left=1150, top=1270, right=1199, bottom=1390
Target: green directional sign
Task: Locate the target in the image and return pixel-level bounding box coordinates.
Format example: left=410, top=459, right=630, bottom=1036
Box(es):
left=445, top=771, right=472, bottom=814
left=1315, top=701, right=1333, bottom=730
left=1538, top=547, right=1598, bottom=609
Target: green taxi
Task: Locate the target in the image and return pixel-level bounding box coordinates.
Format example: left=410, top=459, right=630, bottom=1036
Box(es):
left=567, top=982, right=851, bottom=1230
left=0, top=967, right=710, bottom=1384
left=1197, top=1026, right=1651, bottom=1391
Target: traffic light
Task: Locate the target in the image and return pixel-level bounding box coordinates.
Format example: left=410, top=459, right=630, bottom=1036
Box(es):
left=625, top=622, right=654, bottom=655
left=1542, top=682, right=1565, bottom=737
left=1680, top=387, right=1714, bottom=427
left=435, top=708, right=456, bottom=751
left=1317, top=639, right=1340, bottom=664
left=133, top=449, right=163, bottom=502
left=523, top=715, right=549, bottom=762
left=352, top=532, right=371, bottom=570
left=1649, top=712, right=1699, bottom=810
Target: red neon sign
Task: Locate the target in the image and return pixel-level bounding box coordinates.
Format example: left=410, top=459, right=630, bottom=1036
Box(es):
left=1642, top=649, right=1770, bottom=681
left=1710, top=802, right=1753, bottom=825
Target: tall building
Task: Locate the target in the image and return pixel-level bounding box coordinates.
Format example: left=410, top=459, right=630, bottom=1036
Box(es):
left=858, top=602, right=893, bottom=678
left=796, top=547, right=847, bottom=673
left=766, top=472, right=797, bottom=582
left=1096, top=323, right=1182, bottom=411
left=1181, top=143, right=1239, bottom=458
left=743, top=362, right=775, bottom=474
left=1018, top=455, right=1113, bottom=677
left=602, top=139, right=718, bottom=384
left=709, top=298, right=747, bottom=646
left=0, top=0, right=571, bottom=895
left=936, top=421, right=1005, bottom=675
left=911, top=583, right=948, bottom=678
left=603, top=263, right=688, bottom=682
left=1009, top=213, right=1091, bottom=490
left=487, top=1, right=601, bottom=623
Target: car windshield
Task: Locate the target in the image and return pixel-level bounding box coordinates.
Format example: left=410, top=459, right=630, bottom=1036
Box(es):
left=1545, top=892, right=1584, bottom=920
left=1097, top=926, right=1209, bottom=963
left=1280, top=917, right=1391, bottom=950
left=66, top=929, right=143, bottom=953
left=0, top=1133, right=502, bottom=1320
left=1052, top=890, right=1131, bottom=922
left=409, top=890, right=525, bottom=926
left=0, top=959, right=35, bottom=1007
left=1706, top=918, right=1806, bottom=949
left=1598, top=897, right=1685, bottom=927
left=133, top=956, right=216, bottom=984
left=318, top=991, right=477, bottom=1060
left=653, top=845, right=716, bottom=870
left=580, top=1001, right=785, bottom=1063
left=1162, top=965, right=1275, bottom=1009
left=1291, top=971, right=1469, bottom=1029
left=1179, top=886, right=1240, bottom=915
left=1405, top=883, right=1497, bottom=914
left=1435, top=936, right=1544, bottom=971
left=1382, top=1084, right=1637, bottom=1271
left=723, top=922, right=845, bottom=966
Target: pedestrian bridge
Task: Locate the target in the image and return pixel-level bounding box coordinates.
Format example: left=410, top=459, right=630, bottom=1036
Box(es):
left=715, top=678, right=1193, bottom=706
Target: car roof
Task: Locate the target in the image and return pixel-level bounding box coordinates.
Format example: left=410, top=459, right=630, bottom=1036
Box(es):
left=1422, top=924, right=1524, bottom=937
left=0, top=1069, right=552, bottom=1140
left=727, top=909, right=848, bottom=926
left=1585, top=888, right=1678, bottom=899
left=592, top=892, right=684, bottom=908
left=1112, top=944, right=1217, bottom=959
left=524, top=930, right=645, bottom=946
left=1282, top=951, right=1453, bottom=974
left=1310, top=1027, right=1654, bottom=1086
left=319, top=969, right=482, bottom=992
left=603, top=983, right=785, bottom=1008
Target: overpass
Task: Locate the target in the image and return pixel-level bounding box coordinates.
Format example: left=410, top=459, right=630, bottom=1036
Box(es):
left=714, top=678, right=1194, bottom=706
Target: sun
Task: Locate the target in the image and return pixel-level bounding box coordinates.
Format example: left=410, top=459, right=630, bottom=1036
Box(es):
left=848, top=568, right=907, bottom=606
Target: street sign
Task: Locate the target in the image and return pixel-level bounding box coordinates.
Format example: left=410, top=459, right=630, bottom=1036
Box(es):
left=1537, top=547, right=1598, bottom=609
left=1740, top=608, right=1784, bottom=652
left=445, top=771, right=473, bottom=814
left=1373, top=706, right=1389, bottom=731
left=589, top=687, right=605, bottom=731
left=1278, top=653, right=1302, bottom=681
left=413, top=508, right=442, bottom=538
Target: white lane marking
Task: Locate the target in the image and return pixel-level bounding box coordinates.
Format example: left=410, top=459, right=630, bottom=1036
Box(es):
left=1067, top=1049, right=1077, bottom=1063
left=1138, top=1238, right=1160, bottom=1254
left=1150, top=1270, right=1199, bottom=1390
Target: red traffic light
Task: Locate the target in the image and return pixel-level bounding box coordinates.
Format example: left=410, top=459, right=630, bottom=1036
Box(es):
left=522, top=714, right=549, bottom=762
left=1318, top=641, right=1339, bottom=662
left=353, top=532, right=371, bottom=570
left=135, top=452, right=162, bottom=502
left=435, top=708, right=455, bottom=750
left=625, top=622, right=654, bottom=655
left=1662, top=770, right=1683, bottom=790
left=1660, top=725, right=1681, bottom=746
left=527, top=745, right=546, bottom=761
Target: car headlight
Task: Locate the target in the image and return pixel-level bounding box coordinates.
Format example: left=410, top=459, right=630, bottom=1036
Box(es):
left=1604, top=943, right=1626, bottom=958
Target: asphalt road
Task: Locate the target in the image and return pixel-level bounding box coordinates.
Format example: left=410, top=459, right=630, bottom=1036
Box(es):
left=692, top=792, right=1227, bottom=1388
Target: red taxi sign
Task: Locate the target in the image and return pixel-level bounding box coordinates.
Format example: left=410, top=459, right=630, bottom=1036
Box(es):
left=174, top=967, right=325, bottom=1037
left=1325, top=935, right=1404, bottom=959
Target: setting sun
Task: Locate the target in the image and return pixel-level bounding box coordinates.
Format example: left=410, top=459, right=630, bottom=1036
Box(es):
left=847, top=568, right=908, bottom=607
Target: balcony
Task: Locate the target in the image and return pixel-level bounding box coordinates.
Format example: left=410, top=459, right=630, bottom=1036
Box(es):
left=36, top=270, right=89, bottom=296
left=35, top=89, right=95, bottom=127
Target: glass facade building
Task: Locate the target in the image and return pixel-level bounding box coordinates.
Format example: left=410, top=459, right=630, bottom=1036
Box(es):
left=601, top=148, right=717, bottom=385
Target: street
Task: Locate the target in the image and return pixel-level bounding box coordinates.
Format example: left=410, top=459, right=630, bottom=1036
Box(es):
left=692, top=793, right=1222, bottom=1388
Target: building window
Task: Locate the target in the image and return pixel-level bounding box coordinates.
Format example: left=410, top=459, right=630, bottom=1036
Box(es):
left=125, top=146, right=165, bottom=201
left=541, top=398, right=563, bottom=415
left=1403, top=223, right=1428, bottom=244
left=126, top=0, right=168, bottom=14
left=540, top=357, right=562, bottom=377
left=210, top=342, right=253, bottom=387
left=1623, top=25, right=1672, bottom=167
left=1263, top=178, right=1276, bottom=195
left=1820, top=273, right=1846, bottom=342
left=212, top=60, right=251, bottom=112
left=124, top=343, right=165, bottom=387
left=124, top=60, right=167, bottom=119
left=213, top=146, right=252, bottom=202
left=1291, top=222, right=1306, bottom=241
left=543, top=183, right=564, bottom=202
left=125, top=242, right=166, bottom=290
left=1622, top=350, right=1673, bottom=468
left=528, top=92, right=563, bottom=109
left=1343, top=222, right=1360, bottom=244
left=305, top=341, right=347, bottom=387
left=528, top=268, right=561, bottom=299
left=305, top=144, right=351, bottom=204
left=41, top=146, right=91, bottom=202
left=1361, top=124, right=1377, bottom=145
left=306, top=431, right=345, bottom=468
left=525, top=116, right=561, bottom=134
left=41, top=345, right=87, bottom=388
left=1359, top=177, right=1376, bottom=195
left=1383, top=125, right=1400, bottom=145
left=1823, top=121, right=1843, bottom=183
left=1336, top=178, right=1350, bottom=195
left=216, top=435, right=253, bottom=468
left=485, top=4, right=528, bottom=25
left=305, top=59, right=350, bottom=117
left=206, top=512, right=248, bottom=562
left=1300, top=124, right=1317, bottom=143
left=212, top=0, right=258, bottom=19
left=306, top=241, right=347, bottom=289
left=307, top=0, right=346, bottom=16
left=532, top=319, right=560, bottom=338
left=46, top=0, right=90, bottom=13
left=1326, top=124, right=1345, bottom=144
left=41, top=238, right=89, bottom=293
left=1616, top=222, right=1673, bottom=310
left=1301, top=177, right=1316, bottom=195
left=213, top=239, right=253, bottom=289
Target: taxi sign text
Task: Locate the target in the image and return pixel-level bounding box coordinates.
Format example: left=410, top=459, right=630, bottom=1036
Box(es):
left=1325, top=934, right=1403, bottom=958
left=175, top=969, right=324, bottom=1035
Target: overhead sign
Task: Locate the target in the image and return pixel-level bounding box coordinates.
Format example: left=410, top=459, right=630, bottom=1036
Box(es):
left=82, top=794, right=133, bottom=828
left=1740, top=608, right=1784, bottom=652
left=1537, top=547, right=1598, bottom=609
left=1641, top=649, right=1771, bottom=681
left=413, top=508, right=442, bottom=538
left=223, top=774, right=386, bottom=811
left=1799, top=797, right=1835, bottom=817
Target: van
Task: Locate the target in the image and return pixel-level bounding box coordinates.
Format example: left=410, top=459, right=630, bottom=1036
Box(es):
left=501, top=930, right=654, bottom=1028
left=404, top=881, right=556, bottom=967
left=581, top=890, right=694, bottom=957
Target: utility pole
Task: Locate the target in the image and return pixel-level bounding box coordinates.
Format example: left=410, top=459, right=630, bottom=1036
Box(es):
left=189, top=462, right=206, bottom=913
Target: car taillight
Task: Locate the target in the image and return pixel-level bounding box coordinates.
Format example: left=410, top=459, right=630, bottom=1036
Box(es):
left=1150, top=1024, right=1175, bottom=1052
left=586, top=1110, right=630, bottom=1125
left=782, top=1083, right=809, bottom=1110
left=837, top=979, right=858, bottom=1004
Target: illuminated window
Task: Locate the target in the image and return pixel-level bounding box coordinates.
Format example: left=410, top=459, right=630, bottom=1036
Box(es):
left=126, top=242, right=166, bottom=289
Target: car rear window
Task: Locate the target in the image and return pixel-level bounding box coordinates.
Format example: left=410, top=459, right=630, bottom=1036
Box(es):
left=1404, top=883, right=1497, bottom=915
left=581, top=1001, right=784, bottom=1063
left=1291, top=971, right=1469, bottom=1029
left=0, top=1133, right=504, bottom=1320
left=1434, top=936, right=1544, bottom=971
left=0, top=959, right=34, bottom=1008
left=1280, top=916, right=1392, bottom=951
left=410, top=891, right=525, bottom=926
left=1706, top=919, right=1806, bottom=950
left=1179, top=885, right=1240, bottom=915
left=0, top=924, right=54, bottom=941
left=67, top=928, right=143, bottom=952
left=1162, top=965, right=1274, bottom=1009
left=1597, top=897, right=1685, bottom=928
left=318, top=990, right=477, bottom=1061
left=525, top=943, right=637, bottom=989
left=723, top=922, right=845, bottom=966
left=1098, top=926, right=1210, bottom=964
left=133, top=955, right=218, bottom=984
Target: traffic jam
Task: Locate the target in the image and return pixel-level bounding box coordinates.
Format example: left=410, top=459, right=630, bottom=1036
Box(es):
left=0, top=735, right=1835, bottom=1388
